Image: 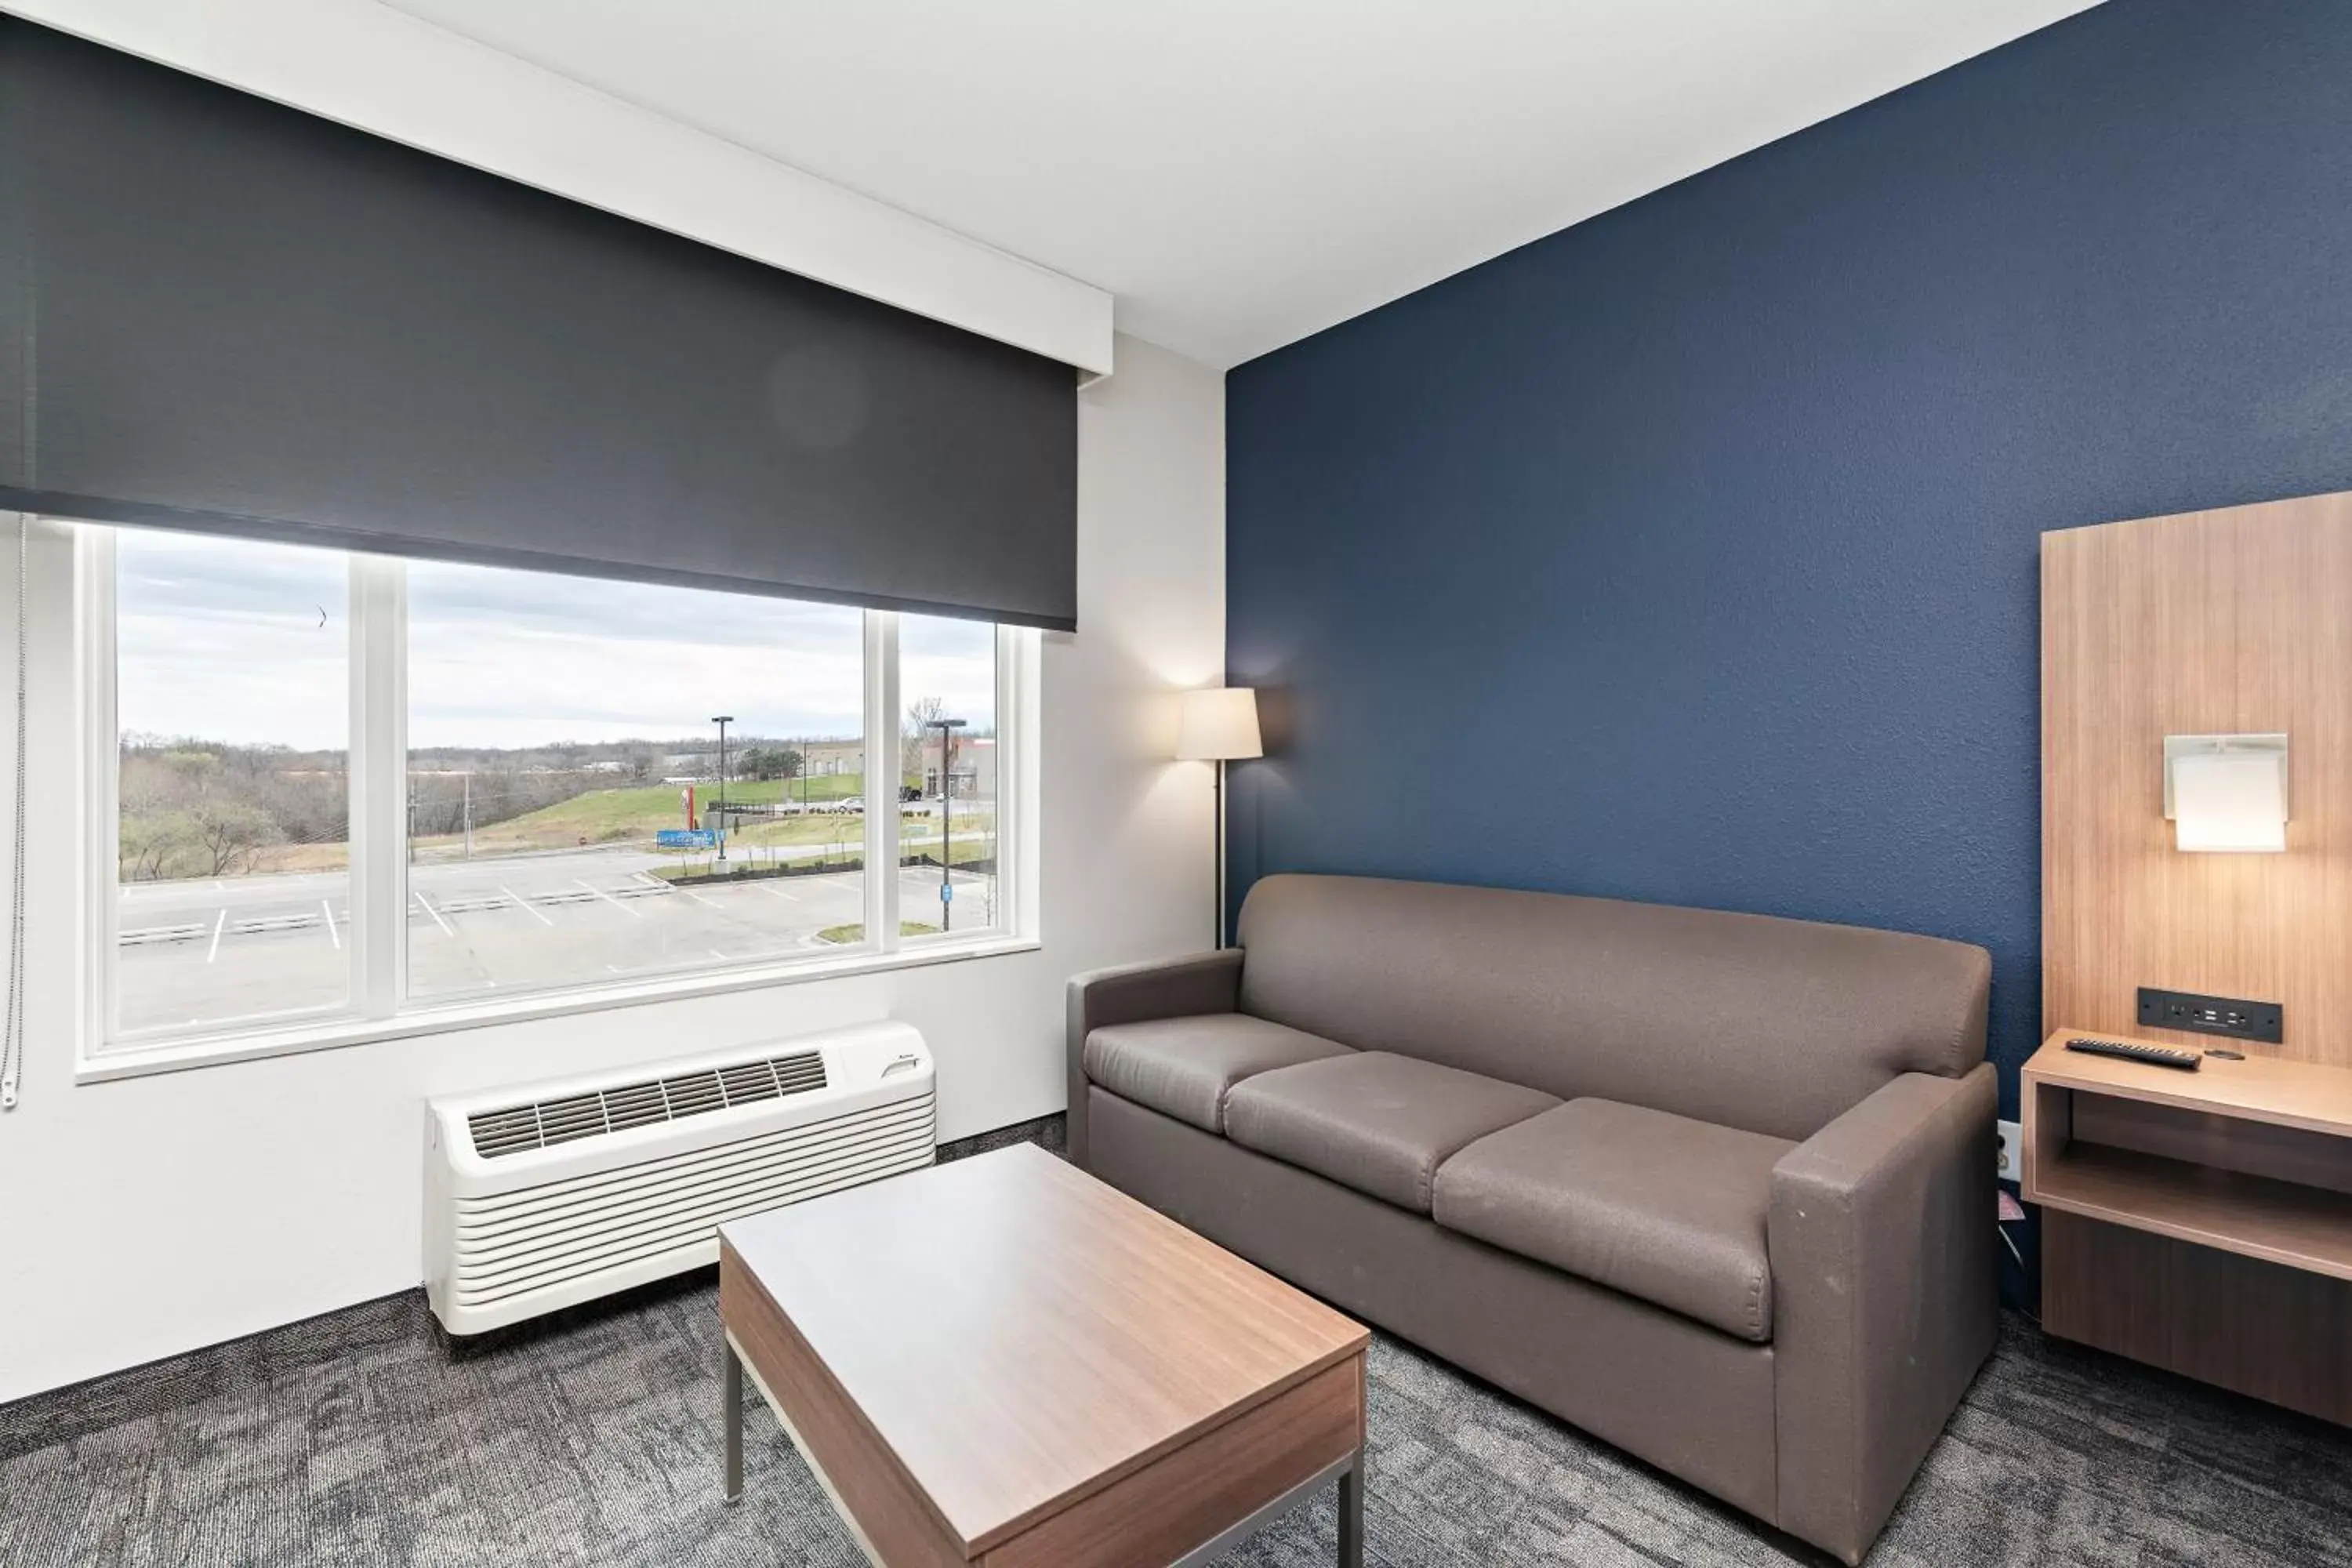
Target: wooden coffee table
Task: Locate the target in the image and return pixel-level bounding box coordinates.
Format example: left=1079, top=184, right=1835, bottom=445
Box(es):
left=718, top=1143, right=1369, bottom=1566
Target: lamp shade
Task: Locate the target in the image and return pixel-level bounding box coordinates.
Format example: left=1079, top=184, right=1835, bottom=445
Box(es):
left=2171, top=749, right=2287, bottom=852
left=1175, top=687, right=1262, bottom=761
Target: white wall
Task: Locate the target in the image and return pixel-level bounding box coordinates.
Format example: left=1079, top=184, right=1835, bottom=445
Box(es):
left=0, top=334, right=1224, bottom=1404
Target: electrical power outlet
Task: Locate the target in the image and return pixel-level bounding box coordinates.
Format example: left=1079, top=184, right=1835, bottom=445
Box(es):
left=2136, top=985, right=2282, bottom=1044
left=1994, top=1120, right=2021, bottom=1182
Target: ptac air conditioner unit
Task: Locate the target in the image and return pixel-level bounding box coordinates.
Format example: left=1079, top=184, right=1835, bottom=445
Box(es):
left=425, top=1021, right=934, bottom=1334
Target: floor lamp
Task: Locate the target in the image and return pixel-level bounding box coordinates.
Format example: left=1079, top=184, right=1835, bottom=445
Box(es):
left=1175, top=688, right=1262, bottom=949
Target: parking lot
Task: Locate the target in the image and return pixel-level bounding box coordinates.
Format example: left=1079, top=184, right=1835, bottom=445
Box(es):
left=115, top=843, right=993, bottom=1035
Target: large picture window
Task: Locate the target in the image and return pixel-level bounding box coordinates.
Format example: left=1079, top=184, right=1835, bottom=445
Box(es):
left=405, top=561, right=869, bottom=1001
left=114, top=531, right=353, bottom=1035
left=88, top=525, right=1032, bottom=1058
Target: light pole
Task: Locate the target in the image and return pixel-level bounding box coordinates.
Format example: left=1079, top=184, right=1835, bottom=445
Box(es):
left=710, top=715, right=734, bottom=863
left=927, top=717, right=966, bottom=931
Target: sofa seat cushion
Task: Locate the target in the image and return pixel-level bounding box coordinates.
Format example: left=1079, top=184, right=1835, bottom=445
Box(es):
left=1082, top=1014, right=1356, bottom=1135
left=1433, top=1099, right=1795, bottom=1342
left=1223, top=1052, right=1560, bottom=1214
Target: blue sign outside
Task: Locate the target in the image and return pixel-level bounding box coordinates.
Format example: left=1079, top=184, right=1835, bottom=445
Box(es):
left=939, top=883, right=953, bottom=903
left=658, top=828, right=718, bottom=849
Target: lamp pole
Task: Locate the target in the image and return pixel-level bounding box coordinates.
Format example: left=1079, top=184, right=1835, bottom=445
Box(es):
left=927, top=717, right=966, bottom=931
left=710, top=715, right=734, bottom=862
left=1174, top=687, right=1261, bottom=951
left=1213, top=756, right=1226, bottom=949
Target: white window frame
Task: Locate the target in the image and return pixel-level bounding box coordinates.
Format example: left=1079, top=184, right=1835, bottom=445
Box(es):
left=73, top=522, right=1040, bottom=1082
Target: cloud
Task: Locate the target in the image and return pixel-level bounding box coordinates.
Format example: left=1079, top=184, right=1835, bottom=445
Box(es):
left=114, top=529, right=996, bottom=752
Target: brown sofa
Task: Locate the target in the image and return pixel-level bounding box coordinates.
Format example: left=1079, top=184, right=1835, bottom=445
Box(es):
left=1067, top=873, right=1996, bottom=1565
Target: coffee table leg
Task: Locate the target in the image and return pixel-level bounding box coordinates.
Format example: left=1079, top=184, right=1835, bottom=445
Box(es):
left=723, top=1340, right=744, bottom=1504
left=1338, top=1448, right=1363, bottom=1566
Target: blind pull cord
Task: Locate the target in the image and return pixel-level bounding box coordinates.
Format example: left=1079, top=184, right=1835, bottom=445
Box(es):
left=2, top=516, right=24, bottom=1109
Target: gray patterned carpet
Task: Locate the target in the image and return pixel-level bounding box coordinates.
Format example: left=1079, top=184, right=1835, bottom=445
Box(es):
left=5, top=1127, right=2350, bottom=1565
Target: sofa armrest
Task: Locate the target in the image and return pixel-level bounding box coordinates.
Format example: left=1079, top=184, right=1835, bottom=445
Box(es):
left=1064, top=949, right=1243, bottom=1167
left=1768, top=1063, right=1998, bottom=1564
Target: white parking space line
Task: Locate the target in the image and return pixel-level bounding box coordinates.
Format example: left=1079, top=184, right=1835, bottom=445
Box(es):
left=678, top=886, right=722, bottom=909
left=761, top=884, right=801, bottom=902
left=579, top=879, right=643, bottom=920
left=415, top=891, right=455, bottom=937
left=501, top=885, right=556, bottom=927
left=206, top=909, right=227, bottom=964
left=630, top=872, right=685, bottom=910
left=321, top=899, right=340, bottom=950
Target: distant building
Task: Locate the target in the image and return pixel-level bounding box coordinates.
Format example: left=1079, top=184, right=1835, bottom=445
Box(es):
left=675, top=734, right=994, bottom=798
left=920, top=734, right=994, bottom=801
left=800, top=738, right=864, bottom=778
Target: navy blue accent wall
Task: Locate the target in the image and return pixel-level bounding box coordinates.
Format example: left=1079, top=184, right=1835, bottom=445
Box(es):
left=1225, top=0, right=2352, bottom=1127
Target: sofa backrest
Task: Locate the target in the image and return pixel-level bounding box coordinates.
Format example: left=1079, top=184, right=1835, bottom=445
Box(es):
left=1234, top=873, right=1989, bottom=1143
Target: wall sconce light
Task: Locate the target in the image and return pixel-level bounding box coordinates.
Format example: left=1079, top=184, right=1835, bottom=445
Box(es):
left=2163, top=734, right=2288, bottom=852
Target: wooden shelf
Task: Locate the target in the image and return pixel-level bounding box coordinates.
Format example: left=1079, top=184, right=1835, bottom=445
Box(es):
left=2031, top=1142, right=2352, bottom=1281
left=2025, top=1029, right=2352, bottom=1285
left=2024, top=1033, right=2352, bottom=1138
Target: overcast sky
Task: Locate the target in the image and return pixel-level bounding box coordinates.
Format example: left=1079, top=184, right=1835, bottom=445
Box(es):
left=116, top=528, right=995, bottom=753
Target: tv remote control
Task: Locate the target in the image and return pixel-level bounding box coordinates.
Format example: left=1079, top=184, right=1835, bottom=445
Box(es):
left=2064, top=1036, right=2201, bottom=1071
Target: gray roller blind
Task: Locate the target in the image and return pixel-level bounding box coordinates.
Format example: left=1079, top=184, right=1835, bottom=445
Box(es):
left=0, top=18, right=1077, bottom=630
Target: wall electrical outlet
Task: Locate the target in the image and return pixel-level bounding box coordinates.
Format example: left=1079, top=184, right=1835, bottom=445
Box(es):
left=1994, top=1120, right=2021, bottom=1182
left=2136, top=985, right=2282, bottom=1044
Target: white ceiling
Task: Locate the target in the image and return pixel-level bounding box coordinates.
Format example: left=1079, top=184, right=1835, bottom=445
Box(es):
left=380, top=0, right=2100, bottom=368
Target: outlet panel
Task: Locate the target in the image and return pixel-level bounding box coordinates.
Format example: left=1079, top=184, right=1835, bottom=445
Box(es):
left=2136, top=986, right=2283, bottom=1045
left=1994, top=1120, right=2020, bottom=1182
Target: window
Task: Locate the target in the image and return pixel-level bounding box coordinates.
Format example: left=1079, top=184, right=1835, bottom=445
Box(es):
left=405, top=561, right=867, bottom=1001
left=89, top=525, right=1032, bottom=1058
left=899, top=613, right=1000, bottom=938
left=114, top=531, right=352, bottom=1036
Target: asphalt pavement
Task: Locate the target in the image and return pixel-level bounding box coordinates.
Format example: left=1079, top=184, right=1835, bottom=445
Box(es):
left=114, top=840, right=996, bottom=1036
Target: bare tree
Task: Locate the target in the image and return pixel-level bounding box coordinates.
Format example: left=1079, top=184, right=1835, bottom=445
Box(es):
left=191, top=800, right=280, bottom=876
left=902, top=695, right=946, bottom=790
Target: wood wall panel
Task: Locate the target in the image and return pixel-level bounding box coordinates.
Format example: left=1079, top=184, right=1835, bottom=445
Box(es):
left=2042, top=490, right=2352, bottom=1067
left=2041, top=1211, right=2352, bottom=1425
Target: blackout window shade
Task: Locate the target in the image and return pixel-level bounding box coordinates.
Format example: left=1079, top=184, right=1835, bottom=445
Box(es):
left=0, top=19, right=1077, bottom=630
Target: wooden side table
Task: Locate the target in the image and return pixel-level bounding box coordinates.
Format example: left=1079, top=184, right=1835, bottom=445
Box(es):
left=2023, top=1029, right=2352, bottom=1422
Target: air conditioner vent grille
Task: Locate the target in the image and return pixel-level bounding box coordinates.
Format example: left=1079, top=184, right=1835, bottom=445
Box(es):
left=536, top=1092, right=608, bottom=1147
left=448, top=1092, right=934, bottom=1312
left=466, top=1047, right=830, bottom=1159
left=660, top=1071, right=725, bottom=1120
left=717, top=1062, right=779, bottom=1105
left=467, top=1106, right=543, bottom=1159
left=601, top=1082, right=668, bottom=1133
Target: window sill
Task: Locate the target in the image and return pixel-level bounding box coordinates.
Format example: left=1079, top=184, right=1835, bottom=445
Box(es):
left=77, top=933, right=1041, bottom=1084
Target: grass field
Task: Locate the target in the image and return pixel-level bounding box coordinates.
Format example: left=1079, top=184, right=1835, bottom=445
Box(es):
left=238, top=771, right=994, bottom=875
left=411, top=774, right=880, bottom=861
